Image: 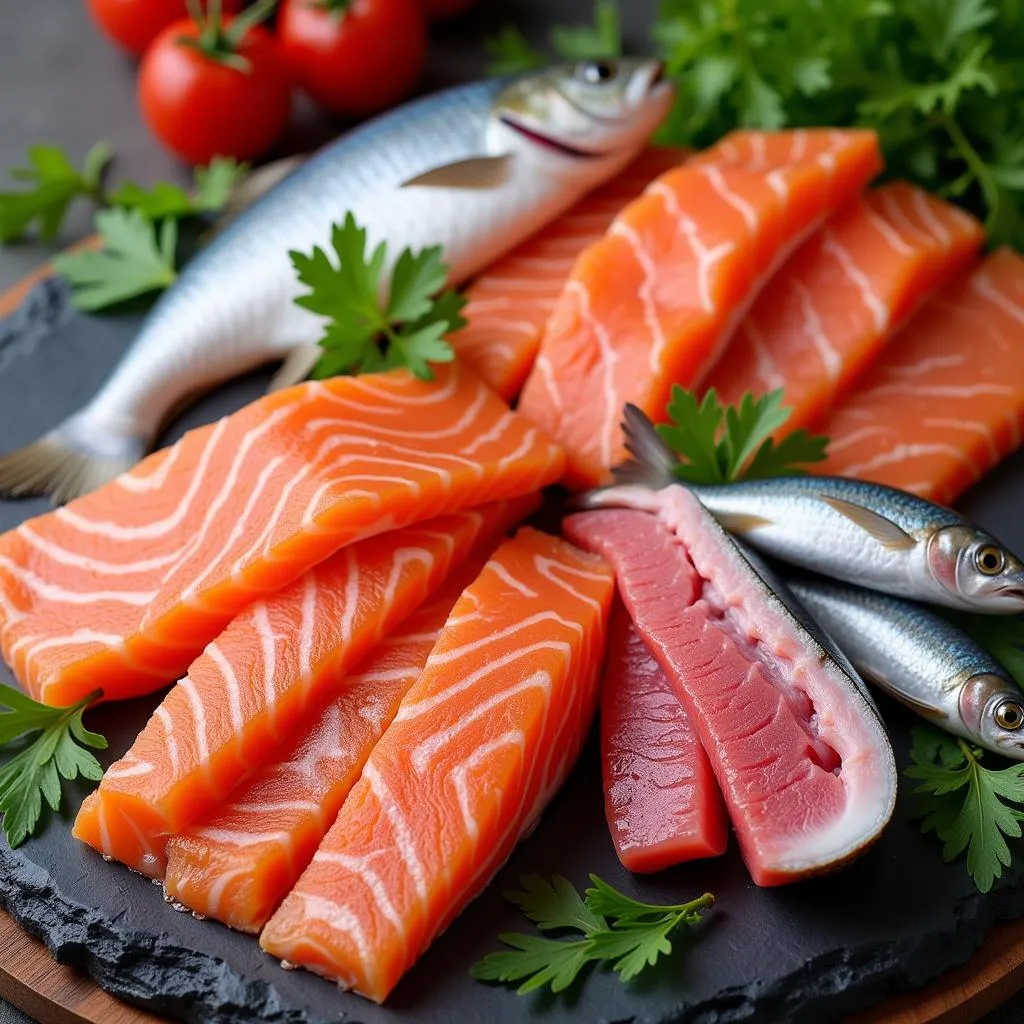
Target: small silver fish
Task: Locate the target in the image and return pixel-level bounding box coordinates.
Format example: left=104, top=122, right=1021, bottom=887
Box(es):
left=789, top=575, right=1024, bottom=760
left=0, top=60, right=674, bottom=504
left=603, top=404, right=1024, bottom=614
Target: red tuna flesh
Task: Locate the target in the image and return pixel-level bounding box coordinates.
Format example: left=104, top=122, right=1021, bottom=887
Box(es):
left=563, top=488, right=896, bottom=886
left=602, top=600, right=729, bottom=873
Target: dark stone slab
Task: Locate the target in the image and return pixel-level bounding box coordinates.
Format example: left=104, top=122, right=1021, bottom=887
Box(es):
left=2, top=282, right=1024, bottom=1024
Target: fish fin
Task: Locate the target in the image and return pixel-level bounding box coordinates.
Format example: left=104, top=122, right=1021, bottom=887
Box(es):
left=215, top=155, right=307, bottom=231
left=0, top=425, right=145, bottom=504
left=400, top=155, right=514, bottom=190
left=819, top=494, right=917, bottom=550
left=714, top=511, right=774, bottom=534
left=866, top=677, right=948, bottom=721
left=269, top=345, right=321, bottom=392
left=611, top=403, right=679, bottom=488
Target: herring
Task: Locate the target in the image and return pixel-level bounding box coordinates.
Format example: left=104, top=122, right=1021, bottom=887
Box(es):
left=0, top=60, right=673, bottom=504
left=790, top=576, right=1024, bottom=760
left=605, top=403, right=1024, bottom=614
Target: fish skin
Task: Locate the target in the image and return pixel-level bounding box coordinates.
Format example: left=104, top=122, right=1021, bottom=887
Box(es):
left=604, top=405, right=1024, bottom=614
left=0, top=61, right=674, bottom=504
left=789, top=575, right=1024, bottom=761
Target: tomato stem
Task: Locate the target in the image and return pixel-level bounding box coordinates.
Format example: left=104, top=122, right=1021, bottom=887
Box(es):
left=308, top=0, right=354, bottom=20
left=179, top=0, right=278, bottom=73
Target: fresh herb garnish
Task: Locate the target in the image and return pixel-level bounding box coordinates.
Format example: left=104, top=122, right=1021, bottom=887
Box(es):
left=657, top=386, right=829, bottom=484
left=486, top=0, right=621, bottom=76
left=290, top=212, right=466, bottom=380
left=108, top=157, right=246, bottom=221
left=472, top=874, right=714, bottom=994
left=0, top=142, right=112, bottom=244
left=0, top=684, right=107, bottom=848
left=53, top=208, right=179, bottom=311
left=905, top=724, right=1024, bottom=894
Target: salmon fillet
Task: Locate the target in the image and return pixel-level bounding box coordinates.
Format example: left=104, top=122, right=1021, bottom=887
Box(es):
left=73, top=498, right=535, bottom=877
left=0, top=364, right=563, bottom=706
left=599, top=601, right=728, bottom=874
left=260, top=527, right=615, bottom=1002
left=518, top=129, right=883, bottom=487
left=162, top=552, right=493, bottom=933
left=817, top=248, right=1024, bottom=504
left=707, top=183, right=984, bottom=433
left=452, top=147, right=688, bottom=400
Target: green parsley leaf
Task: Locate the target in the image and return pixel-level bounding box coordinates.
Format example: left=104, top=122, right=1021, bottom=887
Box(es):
left=108, top=157, right=246, bottom=221
left=291, top=212, right=463, bottom=381
left=53, top=208, right=179, bottom=312
left=656, top=386, right=829, bottom=484
left=905, top=725, right=1024, bottom=893
left=486, top=1, right=622, bottom=77
left=0, top=684, right=107, bottom=848
left=549, top=0, right=622, bottom=59
left=0, top=141, right=112, bottom=244
left=485, top=26, right=547, bottom=77
left=472, top=874, right=713, bottom=996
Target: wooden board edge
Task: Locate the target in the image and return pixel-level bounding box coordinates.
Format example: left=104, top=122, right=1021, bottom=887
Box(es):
left=0, top=908, right=166, bottom=1024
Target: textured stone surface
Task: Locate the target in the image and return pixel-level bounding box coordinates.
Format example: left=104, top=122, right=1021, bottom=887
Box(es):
left=1, top=284, right=1024, bottom=1023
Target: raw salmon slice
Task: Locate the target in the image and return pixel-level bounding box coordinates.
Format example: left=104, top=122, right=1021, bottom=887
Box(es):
left=600, top=601, right=728, bottom=873
left=260, top=527, right=615, bottom=1002
left=564, top=495, right=896, bottom=887
left=706, top=183, right=984, bottom=433
left=162, top=553, right=491, bottom=932
left=817, top=249, right=1024, bottom=504
left=452, top=147, right=688, bottom=400
left=73, top=498, right=534, bottom=877
left=0, top=363, right=563, bottom=706
left=518, top=129, right=883, bottom=487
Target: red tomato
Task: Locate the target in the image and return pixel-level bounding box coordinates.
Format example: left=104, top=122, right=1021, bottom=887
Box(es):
left=421, top=0, right=477, bottom=18
left=278, top=0, right=427, bottom=117
left=86, top=0, right=240, bottom=58
left=138, top=18, right=292, bottom=166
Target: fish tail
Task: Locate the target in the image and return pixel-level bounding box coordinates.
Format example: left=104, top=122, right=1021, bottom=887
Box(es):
left=610, top=403, right=679, bottom=488
left=0, top=417, right=145, bottom=504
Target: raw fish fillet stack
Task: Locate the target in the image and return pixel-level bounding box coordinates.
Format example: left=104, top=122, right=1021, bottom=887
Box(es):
left=451, top=147, right=688, bottom=399
left=706, top=182, right=984, bottom=432
left=564, top=498, right=896, bottom=886
left=601, top=601, right=728, bottom=873
left=0, top=363, right=563, bottom=705
left=817, top=248, right=1024, bottom=504
left=74, top=499, right=533, bottom=876
left=260, top=528, right=615, bottom=1002
left=162, top=554, right=493, bottom=932
left=518, top=128, right=883, bottom=486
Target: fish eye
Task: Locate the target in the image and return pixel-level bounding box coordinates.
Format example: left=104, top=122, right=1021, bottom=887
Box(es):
left=576, top=59, right=617, bottom=85
left=995, top=699, right=1024, bottom=730
left=975, top=544, right=1006, bottom=576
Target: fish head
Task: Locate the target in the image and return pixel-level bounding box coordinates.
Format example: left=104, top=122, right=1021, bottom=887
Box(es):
left=495, top=59, right=675, bottom=169
left=928, top=525, right=1024, bottom=612
left=960, top=673, right=1024, bottom=759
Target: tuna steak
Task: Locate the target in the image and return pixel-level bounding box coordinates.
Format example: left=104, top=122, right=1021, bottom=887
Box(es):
left=601, top=600, right=729, bottom=873
left=563, top=488, right=897, bottom=886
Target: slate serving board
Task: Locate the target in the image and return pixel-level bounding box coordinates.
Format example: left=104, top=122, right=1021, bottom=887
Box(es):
left=2, top=281, right=1024, bottom=1024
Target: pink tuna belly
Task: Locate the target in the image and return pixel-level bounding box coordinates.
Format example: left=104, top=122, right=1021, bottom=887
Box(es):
left=564, top=504, right=882, bottom=887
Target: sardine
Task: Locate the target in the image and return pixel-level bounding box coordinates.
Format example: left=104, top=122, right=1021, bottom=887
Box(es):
left=601, top=403, right=1024, bottom=614
left=0, top=60, right=673, bottom=504
left=789, top=575, right=1024, bottom=760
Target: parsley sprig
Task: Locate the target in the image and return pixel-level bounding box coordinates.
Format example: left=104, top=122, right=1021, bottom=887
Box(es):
left=291, top=212, right=466, bottom=380
left=656, top=386, right=828, bottom=483
left=486, top=0, right=621, bottom=76
left=0, top=684, right=107, bottom=848
left=472, top=874, right=714, bottom=994
left=0, top=142, right=112, bottom=245
left=905, top=725, right=1024, bottom=894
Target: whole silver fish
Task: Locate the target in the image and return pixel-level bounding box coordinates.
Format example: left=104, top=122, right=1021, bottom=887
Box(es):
left=0, top=60, right=674, bottom=504
left=790, top=576, right=1024, bottom=760
left=605, top=404, right=1024, bottom=614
